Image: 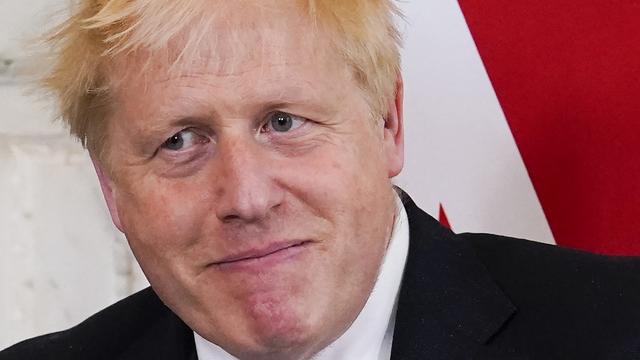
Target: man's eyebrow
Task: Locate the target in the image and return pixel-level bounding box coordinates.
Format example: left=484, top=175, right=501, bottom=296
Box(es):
left=255, top=83, right=339, bottom=114
left=180, top=83, right=332, bottom=116
left=126, top=81, right=335, bottom=141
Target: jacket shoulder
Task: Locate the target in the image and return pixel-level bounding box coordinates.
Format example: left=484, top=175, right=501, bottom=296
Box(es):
left=461, top=232, right=640, bottom=292
left=460, top=233, right=640, bottom=356
left=0, top=287, right=172, bottom=360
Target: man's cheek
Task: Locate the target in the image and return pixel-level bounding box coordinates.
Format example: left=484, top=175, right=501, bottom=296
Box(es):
left=121, top=193, right=200, bottom=251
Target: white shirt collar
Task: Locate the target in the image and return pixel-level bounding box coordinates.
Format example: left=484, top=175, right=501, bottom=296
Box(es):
left=194, top=198, right=410, bottom=360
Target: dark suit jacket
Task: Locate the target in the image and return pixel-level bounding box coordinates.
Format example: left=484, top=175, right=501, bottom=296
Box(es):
left=2, top=194, right=640, bottom=359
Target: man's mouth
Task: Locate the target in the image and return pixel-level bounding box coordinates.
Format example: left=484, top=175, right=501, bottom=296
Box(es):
left=211, top=240, right=312, bottom=271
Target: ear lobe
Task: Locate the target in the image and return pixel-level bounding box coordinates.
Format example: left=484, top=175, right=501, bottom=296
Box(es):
left=90, top=155, right=124, bottom=233
left=382, top=74, right=405, bottom=178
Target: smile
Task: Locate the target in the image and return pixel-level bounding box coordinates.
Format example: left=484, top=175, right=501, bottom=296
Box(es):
left=212, top=240, right=312, bottom=272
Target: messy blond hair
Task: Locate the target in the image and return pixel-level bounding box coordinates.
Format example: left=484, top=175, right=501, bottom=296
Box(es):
left=43, top=0, right=402, bottom=156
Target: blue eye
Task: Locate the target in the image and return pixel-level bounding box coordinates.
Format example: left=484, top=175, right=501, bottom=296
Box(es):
left=265, top=112, right=306, bottom=133
left=162, top=129, right=205, bottom=151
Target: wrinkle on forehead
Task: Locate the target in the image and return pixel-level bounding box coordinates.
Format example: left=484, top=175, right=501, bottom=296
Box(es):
left=108, top=1, right=330, bottom=92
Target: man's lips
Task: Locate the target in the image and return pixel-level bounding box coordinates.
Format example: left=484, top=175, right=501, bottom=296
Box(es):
left=211, top=240, right=312, bottom=269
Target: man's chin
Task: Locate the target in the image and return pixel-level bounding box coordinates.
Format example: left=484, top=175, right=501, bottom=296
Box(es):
left=210, top=295, right=328, bottom=360
left=245, top=293, right=312, bottom=343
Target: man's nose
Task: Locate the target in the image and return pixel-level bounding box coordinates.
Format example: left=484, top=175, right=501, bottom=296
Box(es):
left=213, top=137, right=284, bottom=223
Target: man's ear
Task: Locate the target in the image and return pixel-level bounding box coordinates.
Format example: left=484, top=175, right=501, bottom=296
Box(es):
left=382, top=74, right=405, bottom=178
left=90, top=155, right=124, bottom=233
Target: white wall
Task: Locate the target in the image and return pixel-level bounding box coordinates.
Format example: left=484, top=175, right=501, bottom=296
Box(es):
left=0, top=0, right=147, bottom=349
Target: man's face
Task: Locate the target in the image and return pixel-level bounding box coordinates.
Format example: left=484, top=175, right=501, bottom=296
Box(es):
left=97, top=2, right=403, bottom=359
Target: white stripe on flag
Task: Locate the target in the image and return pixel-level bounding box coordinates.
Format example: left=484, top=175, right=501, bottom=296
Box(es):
left=395, top=0, right=555, bottom=245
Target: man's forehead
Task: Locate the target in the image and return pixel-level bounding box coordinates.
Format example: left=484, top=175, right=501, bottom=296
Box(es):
left=104, top=6, right=357, bottom=128
left=108, top=2, right=334, bottom=89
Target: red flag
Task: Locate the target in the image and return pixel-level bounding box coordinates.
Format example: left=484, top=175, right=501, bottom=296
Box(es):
left=459, top=0, right=640, bottom=255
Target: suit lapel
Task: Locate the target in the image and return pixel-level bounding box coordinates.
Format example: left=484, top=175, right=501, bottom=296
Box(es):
left=391, top=193, right=516, bottom=359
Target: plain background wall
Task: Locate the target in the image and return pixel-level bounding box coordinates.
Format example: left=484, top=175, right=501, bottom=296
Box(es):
left=1, top=0, right=148, bottom=348
left=0, top=0, right=553, bottom=348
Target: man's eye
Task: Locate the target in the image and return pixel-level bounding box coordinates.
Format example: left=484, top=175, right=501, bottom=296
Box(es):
left=161, top=129, right=206, bottom=151
left=264, top=111, right=306, bottom=133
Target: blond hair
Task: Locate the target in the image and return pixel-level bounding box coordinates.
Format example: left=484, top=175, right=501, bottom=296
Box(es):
left=43, top=0, right=402, bottom=156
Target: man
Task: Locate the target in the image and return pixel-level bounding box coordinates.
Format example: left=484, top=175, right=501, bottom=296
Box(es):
left=1, top=0, right=639, bottom=359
